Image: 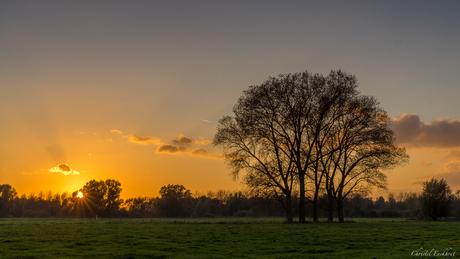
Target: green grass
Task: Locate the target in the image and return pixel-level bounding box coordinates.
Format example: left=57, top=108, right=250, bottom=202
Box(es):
left=0, top=218, right=459, bottom=258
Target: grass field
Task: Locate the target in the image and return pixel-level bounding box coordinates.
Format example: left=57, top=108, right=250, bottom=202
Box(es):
left=1, top=218, right=459, bottom=258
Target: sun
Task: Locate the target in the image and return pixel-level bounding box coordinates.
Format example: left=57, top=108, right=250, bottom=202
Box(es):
left=77, top=191, right=84, bottom=198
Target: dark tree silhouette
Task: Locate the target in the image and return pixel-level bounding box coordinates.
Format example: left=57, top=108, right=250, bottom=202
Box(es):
left=105, top=179, right=122, bottom=216
left=320, top=93, right=408, bottom=222
left=214, top=70, right=379, bottom=223
left=156, top=184, right=192, bottom=217
left=305, top=70, right=362, bottom=222
left=0, top=184, right=17, bottom=217
left=80, top=179, right=123, bottom=217
left=214, top=72, right=318, bottom=222
left=421, top=178, right=453, bottom=221
left=80, top=180, right=107, bottom=217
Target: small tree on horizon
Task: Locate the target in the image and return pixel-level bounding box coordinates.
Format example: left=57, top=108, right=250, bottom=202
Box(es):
left=156, top=184, right=193, bottom=217
left=421, top=178, right=453, bottom=221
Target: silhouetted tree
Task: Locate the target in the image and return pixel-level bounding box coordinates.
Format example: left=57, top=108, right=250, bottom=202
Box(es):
left=0, top=184, right=17, bottom=217
left=105, top=179, right=122, bottom=216
left=321, top=93, right=408, bottom=222
left=214, top=70, right=407, bottom=223
left=81, top=180, right=108, bottom=217
left=79, top=179, right=123, bottom=217
left=156, top=184, right=192, bottom=217
left=214, top=114, right=296, bottom=222
left=421, top=178, right=453, bottom=221
left=214, top=71, right=338, bottom=223
left=123, top=196, right=155, bottom=217
left=308, top=70, right=363, bottom=222
left=403, top=192, right=420, bottom=218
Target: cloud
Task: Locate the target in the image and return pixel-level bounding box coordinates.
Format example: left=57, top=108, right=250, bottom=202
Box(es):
left=444, top=160, right=460, bottom=173
left=58, top=163, right=71, bottom=172
left=156, top=144, right=190, bottom=154
left=49, top=163, right=80, bottom=175
left=197, top=138, right=212, bottom=146
left=191, top=148, right=224, bottom=159
left=391, top=114, right=460, bottom=148
left=172, top=134, right=194, bottom=146
left=445, top=149, right=460, bottom=160
left=191, top=147, right=210, bottom=156
left=112, top=130, right=219, bottom=159
left=172, top=134, right=211, bottom=146
left=156, top=135, right=222, bottom=160
left=390, top=114, right=421, bottom=145
left=156, top=144, right=223, bottom=159
left=412, top=160, right=460, bottom=189
left=111, top=130, right=162, bottom=145
left=129, top=135, right=162, bottom=145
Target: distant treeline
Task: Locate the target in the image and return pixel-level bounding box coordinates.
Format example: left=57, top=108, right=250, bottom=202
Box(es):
left=1, top=179, right=459, bottom=221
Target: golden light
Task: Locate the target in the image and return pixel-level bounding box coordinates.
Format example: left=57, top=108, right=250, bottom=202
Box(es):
left=77, top=191, right=84, bottom=198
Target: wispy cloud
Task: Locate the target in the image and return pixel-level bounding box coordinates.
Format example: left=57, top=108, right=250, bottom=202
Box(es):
left=111, top=130, right=220, bottom=159
left=111, top=130, right=163, bottom=145
left=49, top=163, right=80, bottom=175
left=156, top=144, right=223, bottom=159
left=411, top=159, right=460, bottom=189
left=156, top=134, right=221, bottom=159
left=129, top=135, right=162, bottom=145
left=391, top=114, right=460, bottom=148
left=156, top=144, right=190, bottom=153
left=445, top=149, right=460, bottom=160
left=172, top=134, right=211, bottom=146
left=444, top=160, right=460, bottom=173
left=191, top=148, right=224, bottom=159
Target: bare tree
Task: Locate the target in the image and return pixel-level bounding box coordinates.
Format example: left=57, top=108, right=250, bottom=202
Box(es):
left=214, top=115, right=297, bottom=222
left=305, top=70, right=360, bottom=222
left=323, top=95, right=408, bottom=222
left=214, top=71, right=359, bottom=222
left=213, top=71, right=324, bottom=222
left=214, top=70, right=406, bottom=223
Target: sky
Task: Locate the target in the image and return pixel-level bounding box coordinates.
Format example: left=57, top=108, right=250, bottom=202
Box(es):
left=1, top=1, right=460, bottom=199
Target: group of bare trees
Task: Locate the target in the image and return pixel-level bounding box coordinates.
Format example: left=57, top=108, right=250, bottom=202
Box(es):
left=214, top=70, right=408, bottom=223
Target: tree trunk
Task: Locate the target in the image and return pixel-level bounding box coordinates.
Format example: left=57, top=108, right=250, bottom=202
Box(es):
left=299, top=174, right=306, bottom=223
left=327, top=192, right=334, bottom=223
left=337, top=197, right=345, bottom=223
left=285, top=195, right=294, bottom=223
left=313, top=189, right=319, bottom=223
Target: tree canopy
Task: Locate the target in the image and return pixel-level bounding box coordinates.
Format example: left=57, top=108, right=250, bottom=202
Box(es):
left=214, top=70, right=408, bottom=222
left=421, top=178, right=453, bottom=221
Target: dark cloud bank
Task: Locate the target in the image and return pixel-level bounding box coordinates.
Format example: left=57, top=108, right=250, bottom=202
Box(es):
left=391, top=114, right=460, bottom=148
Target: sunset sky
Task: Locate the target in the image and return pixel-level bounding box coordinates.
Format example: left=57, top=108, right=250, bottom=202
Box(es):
left=1, top=1, right=460, bottom=199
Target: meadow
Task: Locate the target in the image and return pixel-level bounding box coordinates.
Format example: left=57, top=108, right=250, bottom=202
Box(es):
left=0, top=218, right=459, bottom=259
